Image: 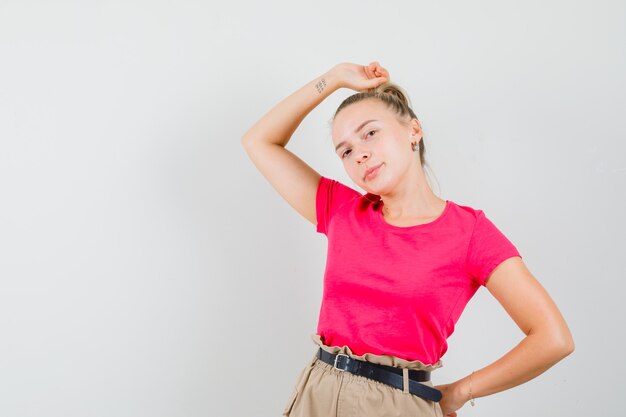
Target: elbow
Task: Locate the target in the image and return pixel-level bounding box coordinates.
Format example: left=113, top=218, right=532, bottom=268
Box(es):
left=560, top=332, right=575, bottom=358
left=241, top=133, right=252, bottom=150
left=549, top=327, right=575, bottom=362
left=530, top=324, right=575, bottom=364
left=241, top=132, right=268, bottom=154
left=241, top=133, right=258, bottom=157
left=557, top=320, right=575, bottom=358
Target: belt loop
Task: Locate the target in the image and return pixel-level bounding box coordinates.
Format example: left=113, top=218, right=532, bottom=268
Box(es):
left=402, top=368, right=409, bottom=394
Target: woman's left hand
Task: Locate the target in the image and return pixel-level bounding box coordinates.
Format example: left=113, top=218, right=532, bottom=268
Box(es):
left=433, top=382, right=466, bottom=417
left=329, top=62, right=389, bottom=92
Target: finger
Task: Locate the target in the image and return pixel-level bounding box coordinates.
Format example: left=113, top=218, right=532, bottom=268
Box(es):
left=363, top=76, right=388, bottom=89
left=365, top=63, right=381, bottom=80
left=363, top=65, right=375, bottom=80
left=372, top=64, right=389, bottom=79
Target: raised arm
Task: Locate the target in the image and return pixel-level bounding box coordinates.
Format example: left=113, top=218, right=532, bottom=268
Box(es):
left=241, top=62, right=389, bottom=224
left=436, top=257, right=574, bottom=416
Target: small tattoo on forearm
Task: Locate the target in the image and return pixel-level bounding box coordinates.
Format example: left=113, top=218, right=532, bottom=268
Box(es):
left=315, top=78, right=327, bottom=94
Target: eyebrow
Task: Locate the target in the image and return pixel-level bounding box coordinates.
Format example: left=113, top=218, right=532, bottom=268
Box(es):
left=334, top=119, right=377, bottom=152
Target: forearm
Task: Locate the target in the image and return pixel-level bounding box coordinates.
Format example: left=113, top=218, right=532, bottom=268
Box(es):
left=450, top=258, right=577, bottom=405
left=452, top=330, right=574, bottom=403
left=238, top=61, right=388, bottom=224
left=241, top=69, right=341, bottom=149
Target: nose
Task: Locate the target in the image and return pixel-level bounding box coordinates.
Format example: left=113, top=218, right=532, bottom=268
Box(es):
left=355, top=150, right=370, bottom=164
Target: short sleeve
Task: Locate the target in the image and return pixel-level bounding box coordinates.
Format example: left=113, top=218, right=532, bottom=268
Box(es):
left=316, top=176, right=361, bottom=234
left=465, top=211, right=522, bottom=286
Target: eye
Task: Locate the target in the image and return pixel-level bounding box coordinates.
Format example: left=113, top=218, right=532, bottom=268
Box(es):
left=365, top=130, right=377, bottom=139
left=341, top=149, right=352, bottom=159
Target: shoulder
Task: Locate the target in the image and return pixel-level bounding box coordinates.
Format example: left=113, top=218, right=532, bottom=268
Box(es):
left=318, top=176, right=386, bottom=212
left=316, top=176, right=377, bottom=234
left=449, top=200, right=482, bottom=217
left=317, top=176, right=365, bottom=204
left=445, top=200, right=487, bottom=228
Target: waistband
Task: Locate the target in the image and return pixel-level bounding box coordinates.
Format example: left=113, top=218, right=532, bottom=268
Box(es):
left=310, top=334, right=443, bottom=372
left=316, top=348, right=442, bottom=402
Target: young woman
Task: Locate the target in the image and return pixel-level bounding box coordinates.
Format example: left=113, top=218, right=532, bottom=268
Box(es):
left=242, top=62, right=574, bottom=417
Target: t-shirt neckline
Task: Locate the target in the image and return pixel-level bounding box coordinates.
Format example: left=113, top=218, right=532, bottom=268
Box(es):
left=375, top=199, right=451, bottom=231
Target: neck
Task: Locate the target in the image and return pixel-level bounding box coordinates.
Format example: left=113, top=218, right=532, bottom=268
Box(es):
left=379, top=166, right=446, bottom=224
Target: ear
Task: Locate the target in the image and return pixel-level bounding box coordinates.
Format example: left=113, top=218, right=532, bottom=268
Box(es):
left=409, top=118, right=422, bottom=140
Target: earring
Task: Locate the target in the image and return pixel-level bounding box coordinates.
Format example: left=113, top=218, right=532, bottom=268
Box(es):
left=411, top=141, right=419, bottom=152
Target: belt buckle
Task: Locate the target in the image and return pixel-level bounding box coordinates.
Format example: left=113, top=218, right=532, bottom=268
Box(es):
left=333, top=353, right=350, bottom=372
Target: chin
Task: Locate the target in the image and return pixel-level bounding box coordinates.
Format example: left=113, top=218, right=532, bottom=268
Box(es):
left=349, top=171, right=392, bottom=195
left=360, top=180, right=392, bottom=196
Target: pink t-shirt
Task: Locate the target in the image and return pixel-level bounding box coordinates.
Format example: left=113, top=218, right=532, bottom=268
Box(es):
left=315, top=177, right=522, bottom=365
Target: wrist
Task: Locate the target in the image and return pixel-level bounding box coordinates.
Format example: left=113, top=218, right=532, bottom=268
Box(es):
left=452, top=375, right=472, bottom=406
left=320, top=68, right=342, bottom=92
left=456, top=371, right=477, bottom=406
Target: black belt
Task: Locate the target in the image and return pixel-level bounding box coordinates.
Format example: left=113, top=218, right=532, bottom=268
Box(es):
left=317, top=348, right=442, bottom=402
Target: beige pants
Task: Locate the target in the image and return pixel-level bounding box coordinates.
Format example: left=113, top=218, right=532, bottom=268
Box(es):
left=282, top=335, right=444, bottom=417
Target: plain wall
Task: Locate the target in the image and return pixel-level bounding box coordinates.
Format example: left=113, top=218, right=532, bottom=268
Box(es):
left=1, top=1, right=624, bottom=416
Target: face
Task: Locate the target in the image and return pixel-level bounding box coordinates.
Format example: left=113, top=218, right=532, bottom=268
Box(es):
left=332, top=99, right=421, bottom=195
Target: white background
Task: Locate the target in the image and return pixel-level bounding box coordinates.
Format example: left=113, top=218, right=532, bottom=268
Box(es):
left=1, top=1, right=624, bottom=416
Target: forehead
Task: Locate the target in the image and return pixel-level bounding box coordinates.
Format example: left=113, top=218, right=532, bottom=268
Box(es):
left=332, top=99, right=396, bottom=143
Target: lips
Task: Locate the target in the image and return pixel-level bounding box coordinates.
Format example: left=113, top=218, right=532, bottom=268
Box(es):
left=363, top=163, right=384, bottom=181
